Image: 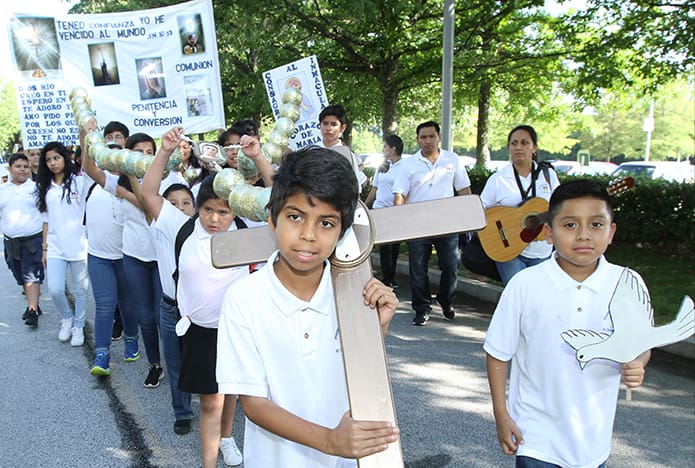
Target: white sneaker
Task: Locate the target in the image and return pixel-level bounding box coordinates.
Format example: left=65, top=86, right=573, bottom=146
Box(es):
left=58, top=318, right=73, bottom=342
left=70, top=327, right=84, bottom=347
left=219, top=437, right=243, bottom=466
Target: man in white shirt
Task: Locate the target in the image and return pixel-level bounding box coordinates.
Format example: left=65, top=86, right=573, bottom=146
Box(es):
left=0, top=153, right=45, bottom=326
left=393, top=121, right=471, bottom=325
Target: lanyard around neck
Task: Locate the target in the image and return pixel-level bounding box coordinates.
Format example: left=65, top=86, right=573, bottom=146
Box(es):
left=513, top=164, right=537, bottom=202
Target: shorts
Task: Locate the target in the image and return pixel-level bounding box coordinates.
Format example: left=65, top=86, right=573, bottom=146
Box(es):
left=3, top=234, right=44, bottom=286
left=178, top=323, right=219, bottom=395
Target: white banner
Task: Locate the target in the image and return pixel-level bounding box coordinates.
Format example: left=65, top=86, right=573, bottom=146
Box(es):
left=9, top=0, right=224, bottom=149
left=263, top=55, right=327, bottom=149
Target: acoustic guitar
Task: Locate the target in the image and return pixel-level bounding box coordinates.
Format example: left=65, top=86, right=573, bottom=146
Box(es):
left=478, top=177, right=634, bottom=262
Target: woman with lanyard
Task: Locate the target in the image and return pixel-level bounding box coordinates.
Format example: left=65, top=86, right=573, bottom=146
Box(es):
left=480, top=125, right=560, bottom=285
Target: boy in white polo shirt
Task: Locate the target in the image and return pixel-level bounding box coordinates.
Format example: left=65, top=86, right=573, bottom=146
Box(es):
left=0, top=153, right=45, bottom=326
left=484, top=179, right=651, bottom=468
left=217, top=147, right=400, bottom=467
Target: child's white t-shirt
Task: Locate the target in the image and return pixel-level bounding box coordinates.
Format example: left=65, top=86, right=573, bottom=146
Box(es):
left=484, top=255, right=642, bottom=468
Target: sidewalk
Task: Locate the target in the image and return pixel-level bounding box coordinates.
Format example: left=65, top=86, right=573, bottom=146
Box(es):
left=376, top=254, right=695, bottom=360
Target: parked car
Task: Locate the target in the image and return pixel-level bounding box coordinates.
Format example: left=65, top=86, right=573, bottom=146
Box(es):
left=547, top=160, right=617, bottom=176
left=611, top=161, right=695, bottom=183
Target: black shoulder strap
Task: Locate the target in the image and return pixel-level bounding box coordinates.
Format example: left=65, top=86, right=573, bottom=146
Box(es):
left=172, top=214, right=198, bottom=292
left=171, top=215, right=251, bottom=299
left=82, top=182, right=99, bottom=226
left=536, top=161, right=555, bottom=184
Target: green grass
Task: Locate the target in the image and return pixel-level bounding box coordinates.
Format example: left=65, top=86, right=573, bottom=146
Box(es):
left=421, top=241, right=693, bottom=325
left=604, top=242, right=694, bottom=325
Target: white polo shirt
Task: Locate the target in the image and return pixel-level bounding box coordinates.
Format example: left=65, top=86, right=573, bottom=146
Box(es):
left=480, top=163, right=560, bottom=259
left=371, top=159, right=403, bottom=209
left=392, top=149, right=470, bottom=203
left=151, top=201, right=187, bottom=299
left=85, top=172, right=124, bottom=260
left=153, top=203, right=261, bottom=328
left=122, top=199, right=157, bottom=262
left=44, top=175, right=88, bottom=261
left=0, top=179, right=43, bottom=238
left=484, top=256, right=642, bottom=468
left=217, top=251, right=355, bottom=468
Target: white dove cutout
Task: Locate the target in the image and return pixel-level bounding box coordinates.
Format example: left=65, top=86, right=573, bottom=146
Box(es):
left=561, top=268, right=694, bottom=369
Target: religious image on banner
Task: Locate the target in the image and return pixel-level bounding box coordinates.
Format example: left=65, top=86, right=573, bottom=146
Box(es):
left=9, top=16, right=62, bottom=80
left=284, top=76, right=316, bottom=122
left=184, top=74, right=212, bottom=117
left=264, top=56, right=328, bottom=149
left=88, top=43, right=120, bottom=86
left=178, top=13, right=205, bottom=55
left=136, top=57, right=167, bottom=100
left=11, top=0, right=225, bottom=146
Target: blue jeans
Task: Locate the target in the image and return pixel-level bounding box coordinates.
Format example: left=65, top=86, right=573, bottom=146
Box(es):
left=496, top=255, right=549, bottom=285
left=88, top=254, right=138, bottom=354
left=407, top=234, right=460, bottom=313
left=516, top=456, right=606, bottom=468
left=160, top=296, right=193, bottom=422
left=46, top=258, right=89, bottom=327
left=123, top=255, right=162, bottom=364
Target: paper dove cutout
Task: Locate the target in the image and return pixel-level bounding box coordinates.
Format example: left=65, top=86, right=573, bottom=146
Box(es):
left=561, top=268, right=694, bottom=369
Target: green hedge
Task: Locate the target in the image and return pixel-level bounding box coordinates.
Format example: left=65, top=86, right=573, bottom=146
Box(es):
left=466, top=167, right=695, bottom=253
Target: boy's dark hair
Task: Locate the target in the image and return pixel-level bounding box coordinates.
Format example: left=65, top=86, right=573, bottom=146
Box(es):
left=318, top=105, right=351, bottom=147
left=196, top=173, right=225, bottom=209
left=163, top=183, right=196, bottom=207
left=229, top=119, right=259, bottom=137
left=8, top=153, right=28, bottom=166
left=384, top=135, right=404, bottom=156
left=268, top=146, right=358, bottom=237
left=416, top=121, right=440, bottom=137
left=125, top=132, right=157, bottom=153
left=548, top=179, right=614, bottom=224
left=103, top=121, right=129, bottom=138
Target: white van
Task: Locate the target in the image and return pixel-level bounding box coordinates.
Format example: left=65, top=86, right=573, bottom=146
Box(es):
left=611, top=161, right=694, bottom=183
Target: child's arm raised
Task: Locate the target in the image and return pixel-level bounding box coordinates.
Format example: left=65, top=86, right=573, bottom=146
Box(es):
left=141, top=126, right=184, bottom=221
left=362, top=277, right=398, bottom=336
left=239, top=395, right=399, bottom=459
left=239, top=135, right=275, bottom=187
left=486, top=353, right=524, bottom=455
left=78, top=127, right=107, bottom=188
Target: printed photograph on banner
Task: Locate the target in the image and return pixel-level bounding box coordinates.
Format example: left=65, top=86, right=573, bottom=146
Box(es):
left=178, top=13, right=205, bottom=55
left=284, top=76, right=316, bottom=122
left=184, top=74, right=212, bottom=117
left=136, top=57, right=167, bottom=100
left=88, top=43, right=119, bottom=86
left=9, top=16, right=62, bottom=80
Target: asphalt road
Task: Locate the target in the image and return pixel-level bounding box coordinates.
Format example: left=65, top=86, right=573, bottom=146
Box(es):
left=1, top=259, right=693, bottom=467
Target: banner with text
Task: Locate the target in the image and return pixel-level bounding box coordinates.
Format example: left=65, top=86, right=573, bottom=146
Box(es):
left=263, top=55, right=327, bottom=150
left=9, top=0, right=224, bottom=149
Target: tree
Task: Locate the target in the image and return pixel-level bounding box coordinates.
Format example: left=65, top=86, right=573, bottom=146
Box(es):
left=0, top=80, right=21, bottom=153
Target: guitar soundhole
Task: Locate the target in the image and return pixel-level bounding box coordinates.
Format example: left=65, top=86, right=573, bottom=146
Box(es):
left=522, top=214, right=540, bottom=230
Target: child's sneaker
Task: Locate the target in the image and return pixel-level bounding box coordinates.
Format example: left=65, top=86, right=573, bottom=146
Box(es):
left=219, top=437, right=243, bottom=466
left=70, top=327, right=85, bottom=346
left=90, top=352, right=111, bottom=376
left=144, top=364, right=164, bottom=388
left=24, top=309, right=39, bottom=327
left=123, top=337, right=140, bottom=362
left=58, top=318, right=73, bottom=342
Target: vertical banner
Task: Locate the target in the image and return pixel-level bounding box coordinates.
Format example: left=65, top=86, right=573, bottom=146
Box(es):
left=263, top=55, right=327, bottom=150
left=8, top=0, right=224, bottom=149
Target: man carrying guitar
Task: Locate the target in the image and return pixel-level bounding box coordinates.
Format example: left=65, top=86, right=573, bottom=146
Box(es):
left=479, top=125, right=560, bottom=285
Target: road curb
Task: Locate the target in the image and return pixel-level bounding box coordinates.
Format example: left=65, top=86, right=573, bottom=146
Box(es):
left=373, top=254, right=694, bottom=361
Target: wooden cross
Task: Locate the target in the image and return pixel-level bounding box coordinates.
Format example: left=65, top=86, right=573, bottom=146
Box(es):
left=212, top=195, right=486, bottom=467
